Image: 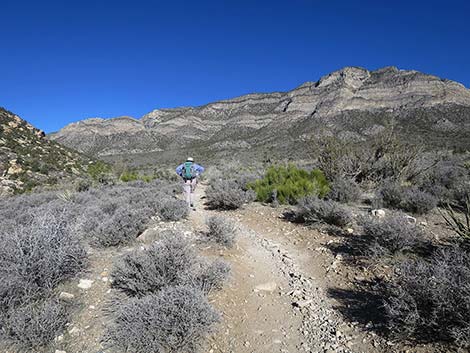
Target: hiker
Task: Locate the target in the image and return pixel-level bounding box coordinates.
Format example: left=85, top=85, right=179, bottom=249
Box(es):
left=176, top=157, right=205, bottom=208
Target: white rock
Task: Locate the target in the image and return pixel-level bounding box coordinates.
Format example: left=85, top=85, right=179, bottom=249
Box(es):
left=371, top=209, right=386, bottom=218
left=254, top=281, right=277, bottom=292
left=346, top=228, right=354, bottom=234
left=59, top=292, right=75, bottom=301
left=55, top=350, right=67, bottom=353
left=405, top=215, right=417, bottom=224
left=77, top=279, right=93, bottom=290
left=102, top=276, right=109, bottom=282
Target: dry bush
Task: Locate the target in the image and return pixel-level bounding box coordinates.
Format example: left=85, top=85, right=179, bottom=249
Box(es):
left=418, top=157, right=470, bottom=207
left=359, top=214, right=429, bottom=257
left=194, top=258, right=231, bottom=294
left=383, top=246, right=470, bottom=347
left=159, top=198, right=189, bottom=221
left=378, top=181, right=437, bottom=215
left=92, top=205, right=153, bottom=247
left=327, top=177, right=362, bottom=203
left=205, top=216, right=237, bottom=247
left=0, top=297, right=68, bottom=350
left=111, top=232, right=197, bottom=296
left=104, top=285, right=220, bottom=353
left=0, top=211, right=87, bottom=308
left=206, top=179, right=255, bottom=210
left=295, top=196, right=352, bottom=227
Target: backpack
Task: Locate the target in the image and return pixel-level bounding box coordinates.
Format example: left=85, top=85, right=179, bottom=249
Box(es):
left=183, top=161, right=195, bottom=179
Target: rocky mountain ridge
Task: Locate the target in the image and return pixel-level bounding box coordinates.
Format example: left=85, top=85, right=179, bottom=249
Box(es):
left=50, top=66, right=470, bottom=165
left=0, top=108, right=92, bottom=194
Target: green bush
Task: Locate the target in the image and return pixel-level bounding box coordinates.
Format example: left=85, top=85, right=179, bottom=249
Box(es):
left=248, top=165, right=329, bottom=204
left=87, top=161, right=112, bottom=183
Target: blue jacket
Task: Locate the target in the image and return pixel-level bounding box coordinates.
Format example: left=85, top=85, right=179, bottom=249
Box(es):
left=176, top=162, right=205, bottom=178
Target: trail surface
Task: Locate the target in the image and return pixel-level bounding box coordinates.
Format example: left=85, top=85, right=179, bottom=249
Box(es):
left=188, top=184, right=383, bottom=353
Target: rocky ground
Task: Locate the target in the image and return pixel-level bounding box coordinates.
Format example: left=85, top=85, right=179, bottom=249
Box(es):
left=42, top=183, right=453, bottom=353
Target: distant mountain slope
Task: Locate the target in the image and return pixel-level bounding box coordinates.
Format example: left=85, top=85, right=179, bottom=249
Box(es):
left=50, top=66, right=470, bottom=165
left=0, top=108, right=91, bottom=194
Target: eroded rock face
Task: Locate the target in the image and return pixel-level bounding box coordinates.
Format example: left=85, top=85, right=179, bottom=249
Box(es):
left=49, top=66, right=470, bottom=161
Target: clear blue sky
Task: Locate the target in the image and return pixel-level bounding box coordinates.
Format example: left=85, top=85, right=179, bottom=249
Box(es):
left=1, top=0, right=469, bottom=132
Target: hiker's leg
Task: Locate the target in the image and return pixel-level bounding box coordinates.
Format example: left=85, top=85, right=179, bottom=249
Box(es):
left=190, top=179, right=197, bottom=206
left=183, top=180, right=191, bottom=206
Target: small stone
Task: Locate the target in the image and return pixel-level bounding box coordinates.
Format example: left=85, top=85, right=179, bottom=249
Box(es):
left=346, top=228, right=354, bottom=234
left=405, top=215, right=417, bottom=224
left=89, top=305, right=96, bottom=310
left=59, top=292, right=74, bottom=301
left=54, top=335, right=64, bottom=343
left=77, top=279, right=93, bottom=290
left=55, top=350, right=67, bottom=353
left=102, top=277, right=109, bottom=282
left=371, top=209, right=386, bottom=218
left=254, top=281, right=277, bottom=292
left=68, top=327, right=80, bottom=336
left=293, top=299, right=313, bottom=308
left=419, top=221, right=428, bottom=227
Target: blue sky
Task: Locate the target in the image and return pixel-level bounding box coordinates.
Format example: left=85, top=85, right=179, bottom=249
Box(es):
left=1, top=0, right=469, bottom=132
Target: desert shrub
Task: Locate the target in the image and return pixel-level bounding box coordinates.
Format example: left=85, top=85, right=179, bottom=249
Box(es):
left=92, top=205, right=153, bottom=247
left=419, top=158, right=469, bottom=207
left=159, top=198, right=189, bottom=221
left=400, top=187, right=438, bottom=215
left=1, top=297, right=68, bottom=349
left=248, top=165, right=330, bottom=204
left=194, top=259, right=231, bottom=294
left=104, top=285, right=220, bottom=353
left=0, top=212, right=87, bottom=308
left=317, top=131, right=422, bottom=183
left=440, top=195, right=470, bottom=244
left=295, top=196, right=352, bottom=227
left=111, top=233, right=197, bottom=296
left=327, top=177, right=362, bottom=203
left=87, top=160, right=113, bottom=184
left=206, top=179, right=255, bottom=210
left=360, top=214, right=429, bottom=257
left=205, top=216, right=237, bottom=247
left=383, top=246, right=470, bottom=347
left=378, top=181, right=437, bottom=215
left=112, top=232, right=230, bottom=297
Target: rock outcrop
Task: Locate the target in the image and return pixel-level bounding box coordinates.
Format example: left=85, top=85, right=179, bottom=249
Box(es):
left=0, top=108, right=91, bottom=195
left=49, top=67, right=470, bottom=164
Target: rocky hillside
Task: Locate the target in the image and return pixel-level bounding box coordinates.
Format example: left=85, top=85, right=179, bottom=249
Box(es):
left=0, top=108, right=91, bottom=194
left=50, top=66, right=470, bottom=165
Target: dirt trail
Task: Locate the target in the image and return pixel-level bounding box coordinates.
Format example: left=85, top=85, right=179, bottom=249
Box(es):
left=189, top=185, right=304, bottom=353
left=188, top=184, right=383, bottom=353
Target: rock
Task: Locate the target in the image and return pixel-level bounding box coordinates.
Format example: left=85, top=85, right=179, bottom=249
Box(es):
left=254, top=281, right=277, bottom=292
left=68, top=327, right=80, bottom=336
left=77, top=279, right=94, bottom=289
left=49, top=67, right=470, bottom=160
left=55, top=350, right=67, bottom=353
left=405, top=215, right=417, bottom=224
left=59, top=292, right=75, bottom=301
left=371, top=209, right=386, bottom=218
left=102, top=276, right=109, bottom=282
left=346, top=228, right=354, bottom=234
left=419, top=221, right=428, bottom=227
left=293, top=299, right=313, bottom=308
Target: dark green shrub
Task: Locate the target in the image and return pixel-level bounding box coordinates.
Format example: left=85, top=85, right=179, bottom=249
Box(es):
left=248, top=165, right=330, bottom=204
